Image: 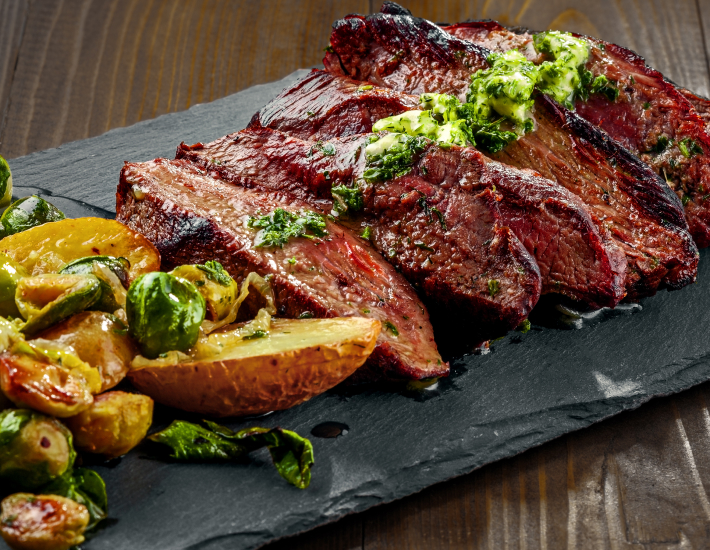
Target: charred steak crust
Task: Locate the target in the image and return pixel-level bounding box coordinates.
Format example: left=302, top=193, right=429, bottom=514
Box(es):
left=326, top=8, right=698, bottom=298
left=116, top=158, right=446, bottom=381
left=445, top=20, right=710, bottom=248
left=249, top=73, right=627, bottom=308
left=177, top=131, right=543, bottom=340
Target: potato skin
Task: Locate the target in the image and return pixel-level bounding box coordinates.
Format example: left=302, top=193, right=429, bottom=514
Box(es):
left=37, top=312, right=136, bottom=392
left=0, top=217, right=160, bottom=283
left=0, top=493, right=89, bottom=550
left=129, top=318, right=380, bottom=417
left=64, top=391, right=154, bottom=458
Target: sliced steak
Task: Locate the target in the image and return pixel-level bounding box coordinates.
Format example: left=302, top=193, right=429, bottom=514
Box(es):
left=446, top=20, right=710, bottom=247
left=177, top=131, right=543, bottom=340
left=325, top=9, right=698, bottom=299
left=249, top=76, right=627, bottom=308
left=678, top=87, right=710, bottom=134
left=116, top=158, right=446, bottom=382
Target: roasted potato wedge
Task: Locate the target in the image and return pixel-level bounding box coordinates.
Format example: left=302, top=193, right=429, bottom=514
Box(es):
left=129, top=317, right=381, bottom=417
left=0, top=217, right=160, bottom=283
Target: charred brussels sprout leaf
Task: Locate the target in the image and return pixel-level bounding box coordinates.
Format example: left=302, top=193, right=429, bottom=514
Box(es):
left=0, top=195, right=65, bottom=237
left=126, top=272, right=206, bottom=359
left=60, top=255, right=131, bottom=289
left=0, top=156, right=12, bottom=210
left=16, top=274, right=103, bottom=336
left=0, top=253, right=27, bottom=318
left=42, top=468, right=108, bottom=531
left=149, top=419, right=314, bottom=489
left=247, top=208, right=328, bottom=248
left=0, top=409, right=75, bottom=490
left=170, top=262, right=238, bottom=327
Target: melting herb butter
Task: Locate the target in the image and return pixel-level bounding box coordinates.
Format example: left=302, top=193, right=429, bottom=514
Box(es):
left=247, top=208, right=328, bottom=248
left=363, top=134, right=428, bottom=183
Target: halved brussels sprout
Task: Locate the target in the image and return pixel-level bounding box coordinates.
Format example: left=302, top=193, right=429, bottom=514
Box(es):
left=60, top=255, right=130, bottom=289
left=0, top=339, right=101, bottom=417
left=0, top=156, right=12, bottom=209
left=0, top=493, right=89, bottom=550
left=65, top=391, right=153, bottom=458
left=37, top=311, right=135, bottom=392
left=16, top=274, right=102, bottom=335
left=0, top=195, right=65, bottom=237
left=0, top=409, right=75, bottom=490
left=170, top=261, right=239, bottom=330
left=0, top=217, right=160, bottom=282
left=126, top=272, right=206, bottom=359
left=0, top=252, right=28, bottom=318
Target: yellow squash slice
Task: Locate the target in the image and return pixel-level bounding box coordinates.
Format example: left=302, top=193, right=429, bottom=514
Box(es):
left=128, top=317, right=381, bottom=417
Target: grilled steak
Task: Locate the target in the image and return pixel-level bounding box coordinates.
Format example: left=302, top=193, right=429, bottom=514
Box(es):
left=177, top=131, right=543, bottom=340
left=446, top=20, right=710, bottom=247
left=325, top=9, right=698, bottom=299
left=678, top=87, right=710, bottom=134
left=116, top=158, right=446, bottom=381
left=249, top=73, right=627, bottom=308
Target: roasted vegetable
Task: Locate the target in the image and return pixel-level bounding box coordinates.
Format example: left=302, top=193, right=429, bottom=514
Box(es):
left=0, top=253, right=27, bottom=318
left=0, top=196, right=65, bottom=238
left=129, top=317, right=381, bottom=417
left=170, top=261, right=239, bottom=326
left=59, top=255, right=130, bottom=289
left=150, top=420, right=314, bottom=488
left=59, top=256, right=130, bottom=312
left=65, top=391, right=153, bottom=458
left=0, top=217, right=160, bottom=282
left=37, top=311, right=135, bottom=392
left=42, top=468, right=108, bottom=531
left=0, top=493, right=89, bottom=550
left=0, top=156, right=12, bottom=209
left=15, top=274, right=103, bottom=335
left=0, top=339, right=101, bottom=417
left=0, top=409, right=75, bottom=490
left=126, top=272, right=206, bottom=359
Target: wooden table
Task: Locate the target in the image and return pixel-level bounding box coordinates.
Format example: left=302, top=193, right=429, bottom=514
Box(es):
left=2, top=0, right=710, bottom=548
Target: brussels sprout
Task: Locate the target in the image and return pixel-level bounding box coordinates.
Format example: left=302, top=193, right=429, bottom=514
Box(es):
left=60, top=255, right=130, bottom=289
left=37, top=311, right=136, bottom=392
left=171, top=261, right=238, bottom=322
left=0, top=253, right=28, bottom=319
left=0, top=156, right=12, bottom=210
left=0, top=409, right=75, bottom=490
left=0, top=340, right=100, bottom=417
left=126, top=272, right=206, bottom=359
left=65, top=391, right=153, bottom=458
left=0, top=195, right=65, bottom=238
left=0, top=493, right=89, bottom=550
left=15, top=274, right=102, bottom=335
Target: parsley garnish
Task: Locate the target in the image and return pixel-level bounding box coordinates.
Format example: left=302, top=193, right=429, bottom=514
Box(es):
left=331, top=184, right=364, bottom=215
left=679, top=137, right=703, bottom=158
left=383, top=321, right=399, bottom=336
left=309, top=140, right=336, bottom=157
left=488, top=279, right=501, bottom=297
left=248, top=208, right=328, bottom=248
left=196, top=260, right=233, bottom=286
left=361, top=226, right=372, bottom=239
left=363, top=135, right=428, bottom=183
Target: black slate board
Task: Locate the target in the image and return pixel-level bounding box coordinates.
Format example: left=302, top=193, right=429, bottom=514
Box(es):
left=4, top=70, right=710, bottom=550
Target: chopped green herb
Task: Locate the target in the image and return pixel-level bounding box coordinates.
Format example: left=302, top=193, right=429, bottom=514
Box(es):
left=643, top=102, right=651, bottom=110
left=682, top=194, right=691, bottom=206
left=324, top=45, right=334, bottom=53
left=309, top=140, right=336, bottom=156
left=196, top=260, right=233, bottom=286
left=517, top=319, right=531, bottom=333
left=358, top=85, right=373, bottom=91
left=248, top=208, right=328, bottom=248
left=298, top=311, right=314, bottom=319
left=488, top=279, right=501, bottom=297
left=431, top=207, right=447, bottom=230
left=679, top=137, right=703, bottom=158
left=288, top=257, right=297, bottom=265
left=324, top=170, right=330, bottom=180
left=331, top=184, right=364, bottom=215
left=361, top=226, right=372, bottom=239
left=534, top=31, right=591, bottom=108
left=243, top=329, right=267, bottom=340
left=646, top=135, right=670, bottom=154
left=362, top=309, right=370, bottom=314
left=588, top=74, right=619, bottom=102
left=383, top=320, right=399, bottom=336
left=629, top=75, right=635, bottom=85
left=363, top=134, right=429, bottom=183
left=307, top=111, right=315, bottom=117
left=414, top=241, right=435, bottom=252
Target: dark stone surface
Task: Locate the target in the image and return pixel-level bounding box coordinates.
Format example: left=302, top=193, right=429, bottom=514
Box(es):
left=4, top=70, right=710, bottom=549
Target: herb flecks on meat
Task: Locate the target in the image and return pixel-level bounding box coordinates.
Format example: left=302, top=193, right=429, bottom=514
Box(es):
left=247, top=208, right=328, bottom=248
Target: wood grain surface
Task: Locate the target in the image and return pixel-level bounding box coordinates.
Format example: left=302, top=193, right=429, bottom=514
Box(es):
left=3, top=1, right=710, bottom=548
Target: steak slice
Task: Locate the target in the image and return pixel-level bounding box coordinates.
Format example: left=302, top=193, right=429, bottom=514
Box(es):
left=325, top=9, right=698, bottom=299
left=249, top=75, right=627, bottom=308
left=678, top=87, right=710, bottom=135
left=177, top=131, right=543, bottom=340
left=445, top=20, right=710, bottom=248
left=116, top=158, right=446, bottom=382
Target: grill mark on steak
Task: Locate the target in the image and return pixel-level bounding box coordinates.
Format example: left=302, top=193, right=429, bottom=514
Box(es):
left=326, top=9, right=698, bottom=299
left=116, top=158, right=446, bottom=382
left=177, top=131, right=543, bottom=340
left=249, top=71, right=627, bottom=308
left=445, top=20, right=710, bottom=248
